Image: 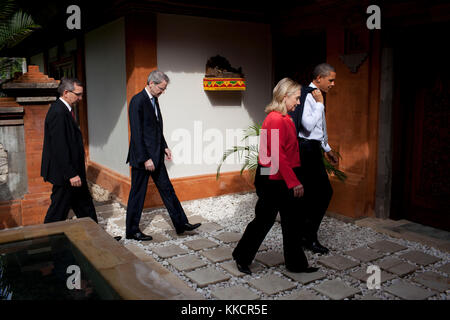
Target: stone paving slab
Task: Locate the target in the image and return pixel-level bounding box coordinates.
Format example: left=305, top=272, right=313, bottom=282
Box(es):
left=188, top=215, right=208, bottom=224
left=140, top=231, right=170, bottom=243
left=166, top=230, right=199, bottom=238
left=282, top=270, right=326, bottom=284
left=412, top=271, right=450, bottom=292
left=197, top=222, right=223, bottom=233
left=399, top=250, right=441, bottom=266
left=230, top=242, right=268, bottom=252
left=201, top=247, right=233, bottom=263
left=249, top=274, right=296, bottom=295
left=168, top=255, right=208, bottom=271
left=358, top=294, right=381, bottom=300
left=377, top=257, right=403, bottom=269
left=255, top=251, right=284, bottom=267
left=377, top=257, right=418, bottom=276
left=214, top=232, right=242, bottom=243
left=185, top=266, right=231, bottom=287
left=368, top=240, right=408, bottom=253
left=258, top=244, right=268, bottom=251
left=437, top=262, right=450, bottom=274
left=345, top=247, right=385, bottom=262
left=152, top=244, right=188, bottom=258
left=211, top=286, right=259, bottom=300
left=98, top=209, right=123, bottom=219
left=111, top=218, right=125, bottom=228
left=95, top=204, right=118, bottom=213
left=313, top=279, right=359, bottom=300
left=349, top=268, right=397, bottom=284
left=220, top=261, right=265, bottom=277
left=278, top=289, right=322, bottom=300
left=385, top=280, right=437, bottom=300
left=152, top=219, right=173, bottom=230
left=184, top=239, right=219, bottom=251
left=387, top=262, right=418, bottom=276
left=124, top=243, right=152, bottom=262
left=317, top=255, right=359, bottom=271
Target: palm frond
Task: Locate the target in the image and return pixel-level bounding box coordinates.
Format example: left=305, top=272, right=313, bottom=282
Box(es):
left=217, top=123, right=348, bottom=183
left=242, top=123, right=262, bottom=141
left=0, top=0, right=16, bottom=21
left=0, top=10, right=41, bottom=51
left=216, top=146, right=250, bottom=180
left=322, top=152, right=347, bottom=182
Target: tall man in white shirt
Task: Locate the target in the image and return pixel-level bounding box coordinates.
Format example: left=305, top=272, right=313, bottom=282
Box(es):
left=290, top=63, right=338, bottom=254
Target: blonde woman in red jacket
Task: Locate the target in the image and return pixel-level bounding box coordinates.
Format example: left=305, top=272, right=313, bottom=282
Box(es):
left=232, top=78, right=319, bottom=274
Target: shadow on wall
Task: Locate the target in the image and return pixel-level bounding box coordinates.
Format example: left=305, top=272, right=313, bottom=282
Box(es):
left=205, top=91, right=242, bottom=107
left=157, top=14, right=271, bottom=127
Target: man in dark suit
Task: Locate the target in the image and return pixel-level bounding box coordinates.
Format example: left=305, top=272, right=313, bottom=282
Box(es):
left=125, top=70, right=201, bottom=241
left=41, top=78, right=97, bottom=224
left=289, top=63, right=338, bottom=254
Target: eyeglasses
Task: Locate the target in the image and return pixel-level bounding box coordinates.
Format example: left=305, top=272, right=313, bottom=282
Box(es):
left=69, top=91, right=83, bottom=97
left=156, top=85, right=167, bottom=92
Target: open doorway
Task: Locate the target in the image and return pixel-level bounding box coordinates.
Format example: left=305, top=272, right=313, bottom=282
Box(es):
left=390, top=22, right=450, bottom=231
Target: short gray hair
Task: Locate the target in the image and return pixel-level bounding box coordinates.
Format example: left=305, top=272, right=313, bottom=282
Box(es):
left=147, top=70, right=170, bottom=85
left=312, top=63, right=335, bottom=79
left=58, top=78, right=83, bottom=96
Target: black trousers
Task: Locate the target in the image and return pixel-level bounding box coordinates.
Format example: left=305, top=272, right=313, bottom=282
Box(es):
left=297, top=138, right=333, bottom=243
left=232, top=166, right=308, bottom=270
left=126, top=163, right=188, bottom=236
left=44, top=180, right=98, bottom=223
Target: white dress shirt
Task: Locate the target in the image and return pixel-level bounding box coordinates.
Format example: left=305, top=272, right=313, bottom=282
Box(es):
left=59, top=97, right=72, bottom=112
left=299, top=82, right=331, bottom=152
left=144, top=86, right=158, bottom=119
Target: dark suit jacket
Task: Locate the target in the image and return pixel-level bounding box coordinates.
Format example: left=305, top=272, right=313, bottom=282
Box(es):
left=288, top=85, right=316, bottom=135
left=126, top=89, right=168, bottom=169
left=41, top=99, right=86, bottom=186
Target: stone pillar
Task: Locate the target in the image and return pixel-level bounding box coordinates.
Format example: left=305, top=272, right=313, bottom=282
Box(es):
left=0, top=66, right=59, bottom=228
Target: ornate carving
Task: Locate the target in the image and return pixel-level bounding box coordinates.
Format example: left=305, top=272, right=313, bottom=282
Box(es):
left=339, top=53, right=368, bottom=73
left=0, top=143, right=8, bottom=185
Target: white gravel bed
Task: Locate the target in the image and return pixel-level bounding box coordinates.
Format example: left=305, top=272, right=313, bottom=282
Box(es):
left=96, top=192, right=450, bottom=300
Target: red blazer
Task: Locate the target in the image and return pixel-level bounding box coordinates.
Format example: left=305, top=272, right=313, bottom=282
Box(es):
left=258, top=111, right=301, bottom=189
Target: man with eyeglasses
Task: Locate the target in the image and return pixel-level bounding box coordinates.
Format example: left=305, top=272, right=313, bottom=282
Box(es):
left=125, top=70, right=201, bottom=241
left=41, top=79, right=103, bottom=227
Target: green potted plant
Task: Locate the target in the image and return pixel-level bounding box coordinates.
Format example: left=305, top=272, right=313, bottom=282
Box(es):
left=216, top=124, right=347, bottom=182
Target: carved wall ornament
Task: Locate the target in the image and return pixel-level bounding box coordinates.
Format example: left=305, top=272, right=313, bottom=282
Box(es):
left=204, top=55, right=246, bottom=91
left=0, top=143, right=8, bottom=185
left=339, top=52, right=368, bottom=73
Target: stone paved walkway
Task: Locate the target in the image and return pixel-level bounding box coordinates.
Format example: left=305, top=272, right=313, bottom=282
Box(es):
left=93, top=193, right=450, bottom=300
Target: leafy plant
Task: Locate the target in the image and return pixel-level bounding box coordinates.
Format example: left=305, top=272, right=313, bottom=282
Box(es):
left=0, top=255, right=13, bottom=300
left=0, top=0, right=41, bottom=52
left=322, top=150, right=347, bottom=181
left=216, top=123, right=347, bottom=182
left=216, top=124, right=261, bottom=180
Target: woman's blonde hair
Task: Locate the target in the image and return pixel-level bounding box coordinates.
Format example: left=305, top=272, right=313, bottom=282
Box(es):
left=265, top=78, right=301, bottom=115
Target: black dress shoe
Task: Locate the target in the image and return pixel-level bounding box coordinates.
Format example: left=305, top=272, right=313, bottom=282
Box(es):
left=235, top=261, right=252, bottom=275
left=126, top=231, right=153, bottom=241
left=286, top=266, right=319, bottom=273
left=304, top=241, right=329, bottom=254
left=113, top=236, right=122, bottom=241
left=176, top=222, right=201, bottom=234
